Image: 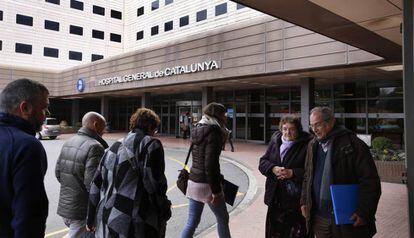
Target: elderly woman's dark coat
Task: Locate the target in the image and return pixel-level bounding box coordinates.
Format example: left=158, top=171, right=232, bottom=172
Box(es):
left=259, top=131, right=311, bottom=238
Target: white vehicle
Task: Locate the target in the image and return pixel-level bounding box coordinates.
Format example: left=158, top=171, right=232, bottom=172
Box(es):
left=36, top=118, right=61, bottom=140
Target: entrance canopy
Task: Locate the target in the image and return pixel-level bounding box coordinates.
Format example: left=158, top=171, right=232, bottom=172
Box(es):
left=231, top=0, right=402, bottom=62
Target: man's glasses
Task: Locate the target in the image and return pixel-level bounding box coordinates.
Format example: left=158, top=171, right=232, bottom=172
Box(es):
left=309, top=121, right=326, bottom=130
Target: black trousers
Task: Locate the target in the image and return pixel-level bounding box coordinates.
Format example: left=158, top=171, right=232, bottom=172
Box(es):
left=265, top=205, right=306, bottom=238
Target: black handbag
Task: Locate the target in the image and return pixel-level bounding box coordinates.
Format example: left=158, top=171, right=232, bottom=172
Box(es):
left=176, top=143, right=193, bottom=195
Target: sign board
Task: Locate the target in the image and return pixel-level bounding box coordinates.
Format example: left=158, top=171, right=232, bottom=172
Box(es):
left=227, top=108, right=234, bottom=118
left=97, top=60, right=220, bottom=86
left=76, top=78, right=85, bottom=92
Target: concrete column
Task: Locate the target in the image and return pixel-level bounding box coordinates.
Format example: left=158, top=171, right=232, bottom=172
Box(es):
left=141, top=92, right=151, bottom=108
left=202, top=86, right=214, bottom=108
left=403, top=0, right=414, bottom=236
left=300, top=77, right=315, bottom=132
left=100, top=96, right=109, bottom=120
left=71, top=99, right=79, bottom=127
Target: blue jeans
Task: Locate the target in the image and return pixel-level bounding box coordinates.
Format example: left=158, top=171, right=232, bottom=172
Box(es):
left=181, top=198, right=231, bottom=238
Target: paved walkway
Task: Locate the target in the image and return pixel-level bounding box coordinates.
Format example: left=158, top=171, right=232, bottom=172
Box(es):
left=102, top=132, right=409, bottom=238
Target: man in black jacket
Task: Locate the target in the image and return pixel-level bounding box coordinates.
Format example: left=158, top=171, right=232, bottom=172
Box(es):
left=300, top=107, right=381, bottom=238
left=56, top=112, right=108, bottom=238
left=0, top=79, right=50, bottom=238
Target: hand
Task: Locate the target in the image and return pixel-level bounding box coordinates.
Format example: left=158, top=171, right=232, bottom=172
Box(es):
left=272, top=166, right=284, bottom=176
left=277, top=169, right=293, bottom=180
left=86, top=224, right=96, bottom=232
left=350, top=213, right=366, bottom=227
left=210, top=192, right=224, bottom=207
left=301, top=205, right=307, bottom=218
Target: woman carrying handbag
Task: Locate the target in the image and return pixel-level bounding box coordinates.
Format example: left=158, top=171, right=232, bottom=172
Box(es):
left=180, top=102, right=231, bottom=238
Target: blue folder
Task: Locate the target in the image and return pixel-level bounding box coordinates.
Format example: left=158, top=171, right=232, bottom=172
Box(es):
left=330, top=184, right=359, bottom=225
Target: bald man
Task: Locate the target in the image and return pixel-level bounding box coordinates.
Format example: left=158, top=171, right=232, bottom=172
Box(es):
left=55, top=112, right=109, bottom=238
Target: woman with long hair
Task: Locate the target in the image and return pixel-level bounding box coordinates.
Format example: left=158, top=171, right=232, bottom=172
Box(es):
left=181, top=102, right=231, bottom=238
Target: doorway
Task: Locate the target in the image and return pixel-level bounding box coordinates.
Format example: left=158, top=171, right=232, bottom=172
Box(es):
left=176, top=101, right=202, bottom=138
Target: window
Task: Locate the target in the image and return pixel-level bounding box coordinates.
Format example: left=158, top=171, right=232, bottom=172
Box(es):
left=16, top=14, right=33, bottom=26
left=164, top=21, right=173, bottom=32
left=69, top=51, right=82, bottom=61
left=91, top=54, right=103, bottom=62
left=110, top=33, right=121, bottom=42
left=44, top=20, right=59, bottom=31
left=0, top=10, right=3, bottom=21
left=70, top=25, right=83, bottom=35
left=93, top=5, right=105, bottom=16
left=92, top=30, right=104, bottom=39
left=111, top=10, right=122, bottom=19
left=151, top=26, right=158, bottom=36
left=0, top=40, right=2, bottom=51
left=215, top=3, right=227, bottom=16
left=179, top=15, right=189, bottom=27
left=43, top=47, right=59, bottom=58
left=237, top=3, right=245, bottom=9
left=70, top=0, right=84, bottom=10
left=15, top=43, right=32, bottom=54
left=165, top=0, right=173, bottom=5
left=151, top=0, right=159, bottom=11
left=136, top=31, right=144, bottom=40
left=137, top=7, right=144, bottom=17
left=45, top=0, right=60, bottom=5
left=196, top=10, right=207, bottom=22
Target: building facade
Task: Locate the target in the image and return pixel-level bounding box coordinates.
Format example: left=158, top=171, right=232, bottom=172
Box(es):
left=0, top=0, right=404, bottom=146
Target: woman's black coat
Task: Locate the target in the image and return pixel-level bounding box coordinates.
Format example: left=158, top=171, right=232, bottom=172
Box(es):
left=259, top=131, right=312, bottom=209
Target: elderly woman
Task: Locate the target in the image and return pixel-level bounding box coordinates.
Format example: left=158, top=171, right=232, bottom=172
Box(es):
left=259, top=116, right=311, bottom=238
left=87, top=108, right=171, bottom=238
left=181, top=102, right=231, bottom=238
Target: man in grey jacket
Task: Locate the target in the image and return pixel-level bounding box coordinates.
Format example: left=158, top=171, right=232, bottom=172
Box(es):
left=55, top=112, right=108, bottom=238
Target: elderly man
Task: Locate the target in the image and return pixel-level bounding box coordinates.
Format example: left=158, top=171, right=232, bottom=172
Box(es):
left=300, top=107, right=381, bottom=238
left=0, top=78, right=50, bottom=238
left=55, top=112, right=108, bottom=238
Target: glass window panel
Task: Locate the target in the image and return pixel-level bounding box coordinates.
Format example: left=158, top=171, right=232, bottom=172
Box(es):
left=16, top=14, right=33, bottom=26
left=44, top=47, right=59, bottom=58
left=334, top=82, right=365, bottom=99
left=315, top=85, right=331, bottom=101
left=110, top=33, right=122, bottom=42
left=93, top=5, right=105, bottom=15
left=291, top=87, right=301, bottom=101
left=91, top=54, right=103, bottom=62
left=137, top=7, right=144, bottom=16
left=367, top=79, right=403, bottom=98
left=336, top=117, right=366, bottom=134
left=368, top=99, right=403, bottom=113
left=45, top=20, right=59, bottom=31
left=235, top=90, right=247, bottom=102
left=111, top=10, right=122, bottom=19
left=291, top=102, right=301, bottom=113
left=215, top=3, right=227, bottom=16
left=180, top=15, right=189, bottom=27
left=368, top=118, right=404, bottom=149
left=236, top=117, right=246, bottom=139
left=334, top=100, right=366, bottom=113
left=266, top=87, right=289, bottom=101
left=248, top=89, right=264, bottom=102
left=215, top=91, right=233, bottom=102
left=15, top=43, right=32, bottom=54
left=235, top=103, right=245, bottom=113
left=196, top=9, right=207, bottom=22
left=164, top=21, right=173, bottom=32
left=152, top=0, right=159, bottom=11
left=248, top=118, right=264, bottom=140
left=268, top=103, right=289, bottom=113
left=248, top=103, right=264, bottom=113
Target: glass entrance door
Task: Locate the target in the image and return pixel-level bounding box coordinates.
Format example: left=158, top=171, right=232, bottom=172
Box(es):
left=176, top=101, right=202, bottom=138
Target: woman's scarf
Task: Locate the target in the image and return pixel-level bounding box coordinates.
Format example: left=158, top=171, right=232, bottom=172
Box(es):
left=198, top=115, right=229, bottom=141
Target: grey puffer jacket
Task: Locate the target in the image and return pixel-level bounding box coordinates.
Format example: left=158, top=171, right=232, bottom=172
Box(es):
left=55, top=127, right=108, bottom=220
